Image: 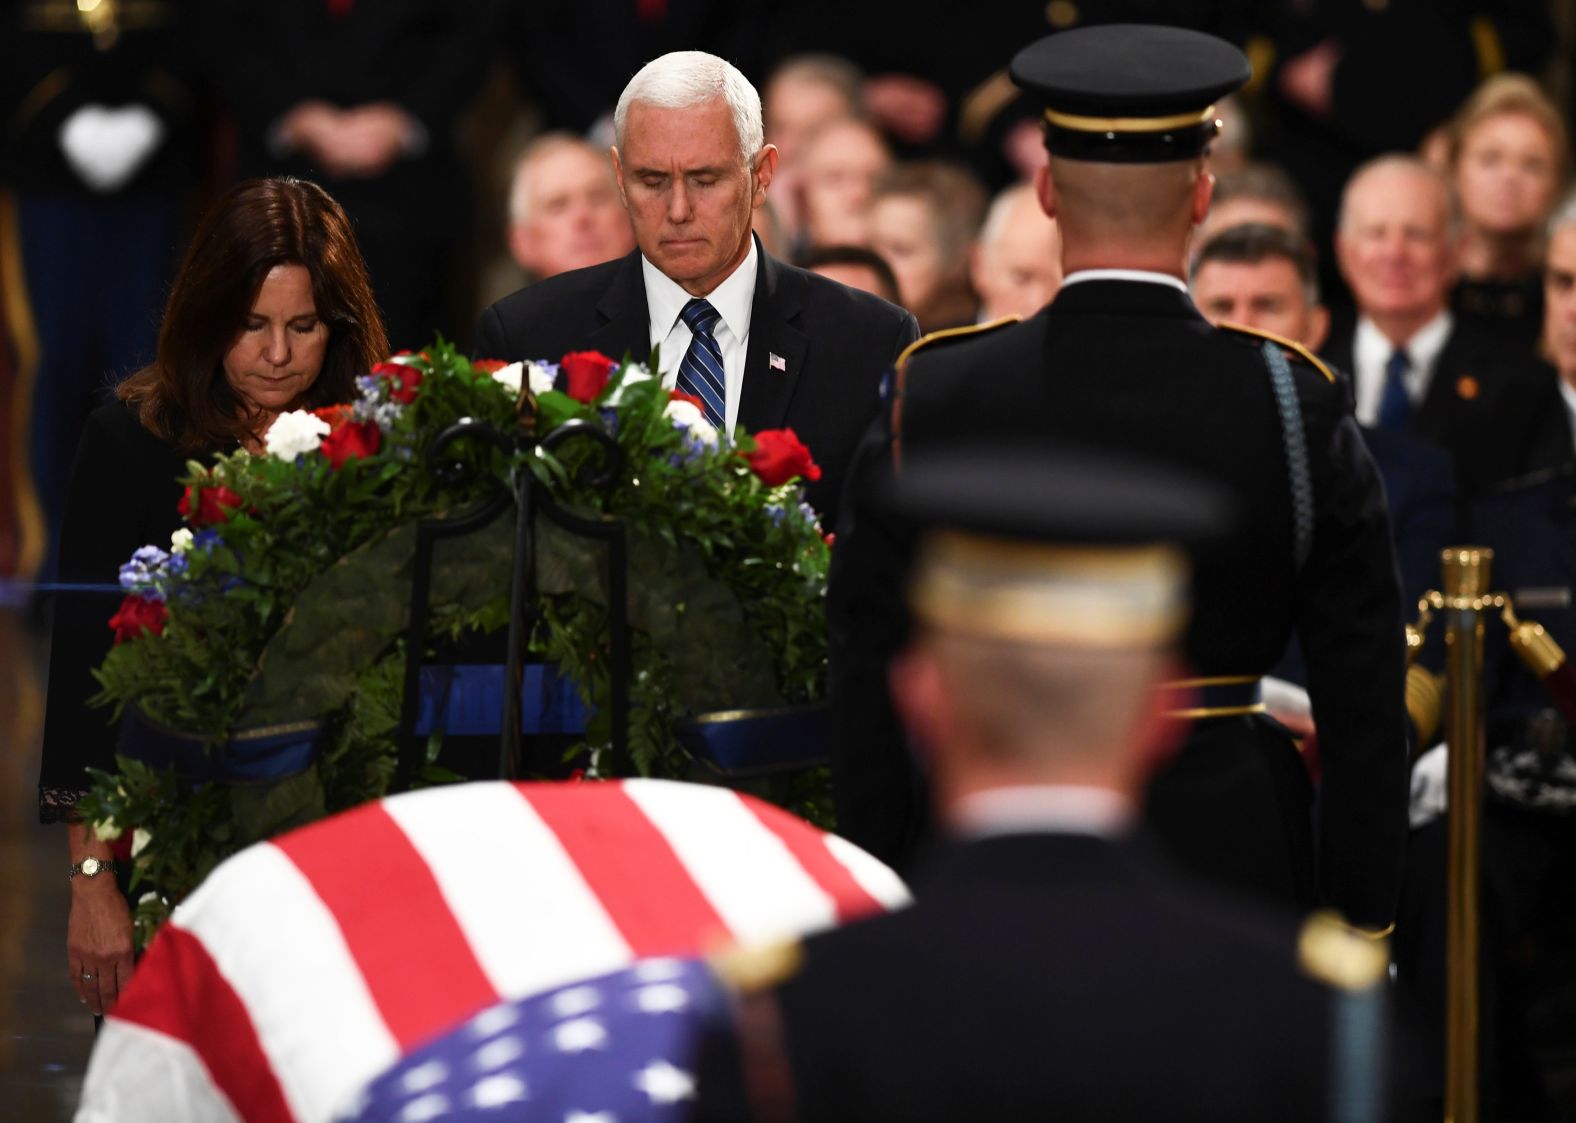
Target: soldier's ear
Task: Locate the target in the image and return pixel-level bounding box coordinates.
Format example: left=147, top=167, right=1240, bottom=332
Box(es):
left=1035, top=163, right=1057, bottom=220
left=1190, top=169, right=1215, bottom=226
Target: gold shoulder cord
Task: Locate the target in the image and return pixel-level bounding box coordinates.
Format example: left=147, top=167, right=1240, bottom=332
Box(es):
left=891, top=316, right=1020, bottom=471
left=1216, top=321, right=1337, bottom=384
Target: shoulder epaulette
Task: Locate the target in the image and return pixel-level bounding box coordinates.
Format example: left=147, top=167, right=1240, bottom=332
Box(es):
left=1296, top=911, right=1391, bottom=991
left=1217, top=321, right=1337, bottom=384
left=895, top=315, right=1020, bottom=373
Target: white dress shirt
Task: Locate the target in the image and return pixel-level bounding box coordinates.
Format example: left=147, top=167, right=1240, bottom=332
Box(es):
left=949, top=784, right=1136, bottom=840
left=1059, top=268, right=1191, bottom=295
left=1352, top=310, right=1453, bottom=427
left=642, top=240, right=758, bottom=434
left=1559, top=377, right=1576, bottom=458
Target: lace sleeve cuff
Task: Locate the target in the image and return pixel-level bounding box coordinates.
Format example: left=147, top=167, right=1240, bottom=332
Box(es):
left=39, top=787, right=88, bottom=824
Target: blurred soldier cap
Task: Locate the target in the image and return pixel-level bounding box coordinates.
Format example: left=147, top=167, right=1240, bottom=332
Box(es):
left=1010, top=23, right=1250, bottom=163
left=883, top=446, right=1231, bottom=649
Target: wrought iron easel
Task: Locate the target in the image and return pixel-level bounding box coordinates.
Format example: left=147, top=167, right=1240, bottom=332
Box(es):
left=392, top=414, right=631, bottom=790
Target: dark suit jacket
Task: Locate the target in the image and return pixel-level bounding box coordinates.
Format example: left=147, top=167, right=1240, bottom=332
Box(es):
left=475, top=244, right=919, bottom=528
left=761, top=832, right=1355, bottom=1122
left=1322, top=316, right=1553, bottom=502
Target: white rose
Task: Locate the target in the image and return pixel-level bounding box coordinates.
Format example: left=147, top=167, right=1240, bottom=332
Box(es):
left=137, top=891, right=161, bottom=906
left=93, top=818, right=121, bottom=842
left=131, top=828, right=153, bottom=858
left=264, top=410, right=331, bottom=460
left=603, top=365, right=654, bottom=407
left=527, top=361, right=556, bottom=397
left=169, top=528, right=194, bottom=554
left=665, top=398, right=718, bottom=445
left=490, top=361, right=523, bottom=395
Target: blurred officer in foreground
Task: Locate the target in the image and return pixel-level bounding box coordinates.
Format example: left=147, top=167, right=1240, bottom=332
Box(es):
left=829, top=25, right=1409, bottom=936
left=702, top=449, right=1400, bottom=1122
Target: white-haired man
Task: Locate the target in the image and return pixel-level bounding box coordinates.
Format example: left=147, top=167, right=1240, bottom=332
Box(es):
left=476, top=51, right=918, bottom=527
left=1324, top=154, right=1549, bottom=499
left=970, top=181, right=1063, bottom=322
left=504, top=132, right=635, bottom=282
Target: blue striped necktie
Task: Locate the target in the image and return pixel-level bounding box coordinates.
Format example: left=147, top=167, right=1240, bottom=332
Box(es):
left=676, top=298, right=727, bottom=429
left=1377, top=348, right=1412, bottom=430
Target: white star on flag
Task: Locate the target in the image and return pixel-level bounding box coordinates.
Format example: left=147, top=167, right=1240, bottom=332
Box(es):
left=551, top=985, right=602, bottom=1018
left=472, top=1035, right=524, bottom=1071
left=632, top=958, right=685, bottom=983
left=632, top=984, right=689, bottom=1014
left=552, top=1018, right=609, bottom=1053
left=469, top=1073, right=529, bottom=1108
left=400, top=1060, right=449, bottom=1093
left=632, top=1060, right=696, bottom=1104
left=564, top=1113, right=617, bottom=1123
left=398, top=1092, right=449, bottom=1122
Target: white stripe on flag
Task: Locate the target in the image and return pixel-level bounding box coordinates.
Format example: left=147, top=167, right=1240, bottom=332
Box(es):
left=382, top=783, right=636, bottom=1001
left=175, top=842, right=399, bottom=1122
left=824, top=832, right=913, bottom=911
left=76, top=1020, right=244, bottom=1123
left=621, top=779, right=840, bottom=945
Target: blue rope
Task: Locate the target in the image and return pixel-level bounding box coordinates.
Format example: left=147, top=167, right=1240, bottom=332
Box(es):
left=1262, top=340, right=1315, bottom=571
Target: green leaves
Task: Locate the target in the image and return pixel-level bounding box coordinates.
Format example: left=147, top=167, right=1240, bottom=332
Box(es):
left=87, top=343, right=834, bottom=949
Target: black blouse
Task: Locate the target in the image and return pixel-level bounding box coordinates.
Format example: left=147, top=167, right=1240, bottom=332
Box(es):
left=38, top=399, right=193, bottom=822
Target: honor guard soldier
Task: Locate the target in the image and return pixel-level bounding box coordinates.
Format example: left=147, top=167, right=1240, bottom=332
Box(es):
left=828, top=24, right=1410, bottom=936
left=703, top=449, right=1401, bottom=1123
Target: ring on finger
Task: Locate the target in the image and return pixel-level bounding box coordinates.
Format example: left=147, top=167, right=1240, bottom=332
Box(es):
left=81, top=971, right=96, bottom=981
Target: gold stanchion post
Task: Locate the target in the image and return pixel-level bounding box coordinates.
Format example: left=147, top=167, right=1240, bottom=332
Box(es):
left=1442, top=547, right=1491, bottom=1123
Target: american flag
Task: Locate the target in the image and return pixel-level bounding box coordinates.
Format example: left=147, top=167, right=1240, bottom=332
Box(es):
left=75, top=780, right=908, bottom=1123
left=337, top=958, right=726, bottom=1123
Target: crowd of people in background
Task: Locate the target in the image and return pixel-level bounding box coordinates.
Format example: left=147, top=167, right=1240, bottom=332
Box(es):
left=7, top=1, right=1576, bottom=590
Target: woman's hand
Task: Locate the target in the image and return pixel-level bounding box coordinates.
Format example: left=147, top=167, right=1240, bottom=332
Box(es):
left=68, top=881, right=135, bottom=1015
left=66, top=823, right=135, bottom=1016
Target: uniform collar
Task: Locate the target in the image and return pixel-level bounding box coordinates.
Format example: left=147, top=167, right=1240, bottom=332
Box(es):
left=948, top=784, right=1135, bottom=840
left=1060, top=268, right=1190, bottom=295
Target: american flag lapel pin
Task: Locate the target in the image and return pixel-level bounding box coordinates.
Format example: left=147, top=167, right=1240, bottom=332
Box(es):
left=769, top=351, right=787, bottom=372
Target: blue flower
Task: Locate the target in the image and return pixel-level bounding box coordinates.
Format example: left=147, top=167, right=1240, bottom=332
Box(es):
left=119, top=545, right=171, bottom=591
left=765, top=503, right=787, bottom=527
left=193, top=529, right=222, bottom=554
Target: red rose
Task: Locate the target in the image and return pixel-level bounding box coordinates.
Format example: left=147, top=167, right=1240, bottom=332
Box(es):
left=312, top=404, right=354, bottom=430
left=109, top=594, right=168, bottom=644
left=372, top=360, right=424, bottom=404
left=559, top=350, right=617, bottom=403
left=471, top=358, right=508, bottom=374
left=178, top=485, right=242, bottom=527
left=319, top=419, right=381, bottom=468
left=669, top=388, right=707, bottom=410
left=744, top=428, right=822, bottom=487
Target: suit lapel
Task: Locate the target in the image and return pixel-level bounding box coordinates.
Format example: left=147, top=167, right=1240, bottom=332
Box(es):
left=738, top=249, right=809, bottom=433
left=587, top=250, right=652, bottom=364
left=1415, top=326, right=1471, bottom=444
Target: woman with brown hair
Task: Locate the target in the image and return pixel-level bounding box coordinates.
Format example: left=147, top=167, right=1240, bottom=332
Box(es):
left=1446, top=73, right=1570, bottom=351
left=39, top=177, right=386, bottom=1016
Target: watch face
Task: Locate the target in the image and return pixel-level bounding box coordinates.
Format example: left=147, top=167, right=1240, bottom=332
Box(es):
left=81, top=858, right=101, bottom=876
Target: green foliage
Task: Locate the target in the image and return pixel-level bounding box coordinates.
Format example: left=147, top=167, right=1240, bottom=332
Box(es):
left=80, top=344, right=833, bottom=946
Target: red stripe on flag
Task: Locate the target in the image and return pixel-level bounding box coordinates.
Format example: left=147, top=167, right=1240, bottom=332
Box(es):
left=114, top=924, right=295, bottom=1123
left=740, top=796, right=884, bottom=923
left=517, top=782, right=729, bottom=956
left=273, top=803, right=497, bottom=1049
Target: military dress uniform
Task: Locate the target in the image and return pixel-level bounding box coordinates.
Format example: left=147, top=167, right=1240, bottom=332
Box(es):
left=829, top=25, right=1410, bottom=932
left=702, top=449, right=1403, bottom=1123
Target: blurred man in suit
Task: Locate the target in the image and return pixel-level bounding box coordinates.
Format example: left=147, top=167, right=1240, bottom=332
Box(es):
left=476, top=51, right=918, bottom=528
left=1326, top=155, right=1549, bottom=503
left=971, top=182, right=1063, bottom=323
left=504, top=134, right=635, bottom=284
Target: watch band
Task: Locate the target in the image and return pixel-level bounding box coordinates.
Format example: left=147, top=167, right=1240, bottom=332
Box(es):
left=68, top=857, right=117, bottom=880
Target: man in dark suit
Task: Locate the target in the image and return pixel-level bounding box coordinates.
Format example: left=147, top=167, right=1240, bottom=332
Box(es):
left=1324, top=155, right=1553, bottom=505
left=702, top=449, right=1399, bottom=1122
left=832, top=27, right=1408, bottom=941
left=1505, top=195, right=1576, bottom=475
left=475, top=51, right=918, bottom=529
